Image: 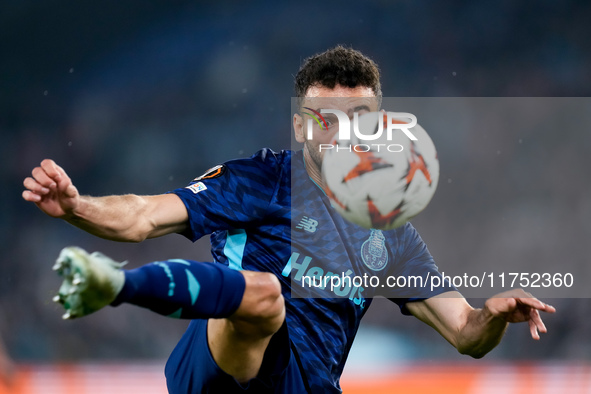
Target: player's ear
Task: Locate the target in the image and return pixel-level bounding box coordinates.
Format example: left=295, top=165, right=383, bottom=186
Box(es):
left=293, top=113, right=306, bottom=143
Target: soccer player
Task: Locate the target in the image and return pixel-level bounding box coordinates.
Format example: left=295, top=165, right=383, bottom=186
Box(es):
left=22, top=46, right=555, bottom=393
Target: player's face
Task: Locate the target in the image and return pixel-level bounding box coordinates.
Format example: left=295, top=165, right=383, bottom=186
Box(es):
left=293, top=85, right=378, bottom=170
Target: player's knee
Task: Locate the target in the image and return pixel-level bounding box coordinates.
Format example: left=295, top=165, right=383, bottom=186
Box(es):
left=246, top=272, right=284, bottom=319
left=233, top=272, right=285, bottom=334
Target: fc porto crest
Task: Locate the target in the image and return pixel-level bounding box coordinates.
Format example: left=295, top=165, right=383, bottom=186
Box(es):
left=361, top=230, right=388, bottom=271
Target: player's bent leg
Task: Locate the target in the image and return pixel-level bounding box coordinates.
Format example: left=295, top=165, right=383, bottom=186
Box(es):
left=207, top=271, right=285, bottom=383
left=53, top=247, right=288, bottom=387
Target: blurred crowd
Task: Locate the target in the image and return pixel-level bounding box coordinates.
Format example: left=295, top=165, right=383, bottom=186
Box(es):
left=1, top=0, right=591, bottom=364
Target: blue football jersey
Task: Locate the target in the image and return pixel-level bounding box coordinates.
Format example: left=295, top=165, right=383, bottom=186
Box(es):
left=172, top=148, right=455, bottom=393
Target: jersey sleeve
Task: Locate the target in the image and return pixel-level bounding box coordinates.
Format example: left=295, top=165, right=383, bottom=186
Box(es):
left=171, top=149, right=284, bottom=241
left=387, top=223, right=457, bottom=315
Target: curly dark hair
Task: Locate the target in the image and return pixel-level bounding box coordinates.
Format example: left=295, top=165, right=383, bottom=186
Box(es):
left=294, top=45, right=382, bottom=108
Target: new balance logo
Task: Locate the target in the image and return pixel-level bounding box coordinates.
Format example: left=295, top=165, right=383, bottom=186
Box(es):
left=295, top=216, right=318, bottom=233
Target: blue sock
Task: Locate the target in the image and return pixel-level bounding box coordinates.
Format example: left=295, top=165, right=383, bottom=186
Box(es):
left=111, top=259, right=246, bottom=319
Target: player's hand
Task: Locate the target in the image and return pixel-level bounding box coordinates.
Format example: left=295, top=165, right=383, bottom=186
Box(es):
left=22, top=159, right=80, bottom=218
left=484, top=289, right=556, bottom=340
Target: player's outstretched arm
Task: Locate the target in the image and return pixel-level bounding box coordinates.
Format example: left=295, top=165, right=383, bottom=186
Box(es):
left=22, top=159, right=188, bottom=242
left=406, top=289, right=556, bottom=358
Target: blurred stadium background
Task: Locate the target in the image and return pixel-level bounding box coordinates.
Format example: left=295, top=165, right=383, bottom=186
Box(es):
left=1, top=0, right=591, bottom=392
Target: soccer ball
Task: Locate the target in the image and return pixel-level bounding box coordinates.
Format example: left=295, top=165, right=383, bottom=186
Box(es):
left=321, top=111, right=439, bottom=230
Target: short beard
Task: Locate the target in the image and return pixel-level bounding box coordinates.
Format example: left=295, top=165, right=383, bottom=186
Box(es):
left=304, top=140, right=323, bottom=171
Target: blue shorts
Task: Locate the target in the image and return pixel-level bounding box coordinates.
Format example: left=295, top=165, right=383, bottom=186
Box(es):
left=165, top=319, right=309, bottom=393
